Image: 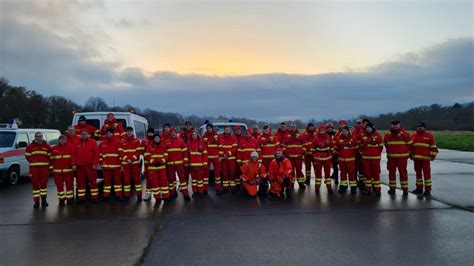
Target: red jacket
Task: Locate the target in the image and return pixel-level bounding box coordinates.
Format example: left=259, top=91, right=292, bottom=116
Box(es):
left=50, top=143, right=73, bottom=173
left=99, top=137, right=122, bottom=169
left=160, top=131, right=172, bottom=145
left=74, top=124, right=98, bottom=138
left=411, top=131, right=438, bottom=160
left=359, top=131, right=383, bottom=160
left=187, top=138, right=208, bottom=168
left=25, top=141, right=51, bottom=167
left=281, top=130, right=306, bottom=159
left=241, top=161, right=266, bottom=184
left=145, top=142, right=168, bottom=171
left=258, top=132, right=279, bottom=160
left=335, top=135, right=358, bottom=162
left=99, top=113, right=125, bottom=141
left=66, top=134, right=80, bottom=146
left=220, top=133, right=238, bottom=160
left=72, top=138, right=99, bottom=166
left=303, top=128, right=317, bottom=156
left=383, top=129, right=412, bottom=159
left=237, top=136, right=261, bottom=164
left=203, top=131, right=222, bottom=159
left=119, top=136, right=144, bottom=165
left=275, top=128, right=289, bottom=144
left=179, top=128, right=194, bottom=143
left=312, top=133, right=334, bottom=161
left=268, top=157, right=293, bottom=181
left=166, top=137, right=188, bottom=166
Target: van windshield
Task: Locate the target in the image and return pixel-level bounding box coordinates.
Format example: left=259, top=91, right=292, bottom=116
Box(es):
left=0, top=132, right=16, bottom=147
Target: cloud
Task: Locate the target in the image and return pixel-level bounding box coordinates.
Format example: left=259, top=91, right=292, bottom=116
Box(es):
left=0, top=1, right=472, bottom=122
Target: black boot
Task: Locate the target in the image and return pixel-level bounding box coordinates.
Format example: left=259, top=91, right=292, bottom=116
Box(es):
left=216, top=190, right=223, bottom=196
left=305, top=179, right=310, bottom=185
left=327, top=188, right=334, bottom=194
left=203, top=191, right=208, bottom=196
left=285, top=189, right=292, bottom=198
left=423, top=191, right=431, bottom=197
left=299, top=183, right=306, bottom=190
left=350, top=188, right=357, bottom=195
left=388, top=189, right=396, bottom=195
left=375, top=191, right=381, bottom=197
left=136, top=195, right=143, bottom=203
left=315, top=188, right=320, bottom=194
left=33, top=202, right=40, bottom=209
left=41, top=198, right=49, bottom=207
left=403, top=190, right=408, bottom=196
left=184, top=195, right=191, bottom=201
left=412, top=189, right=423, bottom=194
left=59, top=200, right=65, bottom=206
left=362, top=189, right=371, bottom=196
left=338, top=186, right=347, bottom=194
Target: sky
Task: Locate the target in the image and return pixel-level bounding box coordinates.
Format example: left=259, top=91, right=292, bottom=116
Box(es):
left=0, top=0, right=473, bottom=121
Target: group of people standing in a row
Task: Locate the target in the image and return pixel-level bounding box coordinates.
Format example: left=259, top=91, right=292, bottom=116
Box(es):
left=25, top=112, right=438, bottom=208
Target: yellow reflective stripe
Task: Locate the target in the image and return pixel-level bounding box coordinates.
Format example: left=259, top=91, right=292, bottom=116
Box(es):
left=315, top=156, right=332, bottom=161
left=315, top=147, right=330, bottom=151
left=30, top=162, right=49, bottom=166
left=52, top=169, right=73, bottom=173
left=167, top=148, right=182, bottom=152
left=367, top=144, right=383, bottom=147
left=287, top=145, right=303, bottom=148
left=430, top=145, right=437, bottom=149
left=288, top=155, right=302, bottom=158
left=413, top=155, right=431, bottom=160
left=362, top=156, right=381, bottom=160
left=339, top=157, right=355, bottom=162
left=262, top=144, right=276, bottom=147
left=102, top=165, right=121, bottom=168
left=413, top=143, right=430, bottom=147
left=387, top=141, right=407, bottom=145
left=151, top=155, right=164, bottom=158
left=122, top=149, right=137, bottom=152
left=387, top=153, right=409, bottom=157
left=190, top=152, right=202, bottom=155
left=31, top=151, right=49, bottom=155
left=242, top=148, right=257, bottom=152
left=167, top=160, right=184, bottom=165
left=208, top=155, right=218, bottom=159
left=149, top=166, right=166, bottom=170
left=207, top=144, right=218, bottom=147
left=221, top=145, right=233, bottom=148
left=25, top=153, right=32, bottom=156
left=102, top=154, right=119, bottom=157
left=262, top=155, right=274, bottom=158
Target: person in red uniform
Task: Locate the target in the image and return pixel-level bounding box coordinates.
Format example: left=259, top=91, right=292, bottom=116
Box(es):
left=202, top=123, right=223, bottom=193
left=25, top=132, right=51, bottom=208
left=251, top=125, right=261, bottom=139
left=179, top=121, right=194, bottom=143
left=275, top=122, right=289, bottom=144
left=335, top=126, right=359, bottom=194
left=119, top=126, right=145, bottom=202
left=303, top=123, right=317, bottom=184
left=72, top=130, right=99, bottom=203
left=353, top=119, right=367, bottom=189
left=220, top=125, right=238, bottom=194
left=281, top=122, right=306, bottom=189
left=187, top=129, right=208, bottom=198
left=237, top=129, right=261, bottom=174
left=166, top=128, right=190, bottom=201
left=335, top=120, right=347, bottom=139
left=258, top=125, right=279, bottom=195
left=384, top=120, right=412, bottom=195
left=411, top=122, right=438, bottom=196
left=66, top=126, right=80, bottom=145
left=359, top=123, right=384, bottom=196
left=142, top=127, right=155, bottom=202
left=312, top=125, right=335, bottom=194
left=50, top=135, right=74, bottom=205
left=145, top=134, right=169, bottom=203
left=99, top=128, right=122, bottom=201
left=99, top=112, right=125, bottom=141
left=241, top=151, right=266, bottom=197
left=326, top=123, right=339, bottom=184
left=233, top=125, right=244, bottom=187
left=160, top=123, right=172, bottom=145
left=268, top=148, right=293, bottom=198
left=74, top=115, right=98, bottom=139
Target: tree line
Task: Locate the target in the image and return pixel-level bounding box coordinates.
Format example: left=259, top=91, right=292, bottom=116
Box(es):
left=1, top=78, right=472, bottom=132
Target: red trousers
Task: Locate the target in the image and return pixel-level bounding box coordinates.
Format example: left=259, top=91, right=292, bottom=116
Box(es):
left=30, top=166, right=49, bottom=202
left=387, top=158, right=408, bottom=191
left=221, top=159, right=236, bottom=189
left=269, top=177, right=291, bottom=197
left=243, top=182, right=258, bottom=196
left=304, top=154, right=314, bottom=182
left=363, top=159, right=381, bottom=192
left=190, top=167, right=204, bottom=193
left=76, top=165, right=98, bottom=200
left=123, top=164, right=141, bottom=197
left=204, top=158, right=221, bottom=190
left=339, top=160, right=356, bottom=188
left=103, top=168, right=122, bottom=198
left=143, top=168, right=152, bottom=196
left=149, top=169, right=169, bottom=199
left=53, top=172, right=74, bottom=201
left=414, top=160, right=432, bottom=192
left=289, top=157, right=304, bottom=185
left=167, top=164, right=188, bottom=196
left=313, top=159, right=332, bottom=189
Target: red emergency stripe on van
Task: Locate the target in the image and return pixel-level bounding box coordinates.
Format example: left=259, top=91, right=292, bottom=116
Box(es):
left=0, top=149, right=26, bottom=158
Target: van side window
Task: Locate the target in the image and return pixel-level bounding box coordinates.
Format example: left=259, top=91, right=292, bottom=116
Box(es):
left=45, top=132, right=60, bottom=145
left=16, top=133, right=29, bottom=147
left=134, top=121, right=146, bottom=139
left=86, top=119, right=100, bottom=129
left=117, top=119, right=127, bottom=129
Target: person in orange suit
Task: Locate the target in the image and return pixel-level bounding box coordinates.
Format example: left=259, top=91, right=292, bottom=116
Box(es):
left=187, top=129, right=208, bottom=198
left=74, top=115, right=99, bottom=139
left=50, top=135, right=74, bottom=205
left=145, top=134, right=169, bottom=204
left=384, top=120, right=412, bottom=195
left=99, top=128, right=122, bottom=201
left=257, top=125, right=279, bottom=195
left=220, top=125, right=238, bottom=194
left=281, top=122, right=306, bottom=189
left=99, top=112, right=125, bottom=141
left=119, top=126, right=145, bottom=202
left=359, top=123, right=384, bottom=196
left=303, top=123, right=317, bottom=185
left=72, top=130, right=100, bottom=204
left=166, top=128, right=190, bottom=201
left=241, top=151, right=266, bottom=197
left=335, top=126, right=359, bottom=194
left=25, top=132, right=51, bottom=208
left=312, top=125, right=335, bottom=194
left=268, top=148, right=293, bottom=198
left=411, top=122, right=438, bottom=196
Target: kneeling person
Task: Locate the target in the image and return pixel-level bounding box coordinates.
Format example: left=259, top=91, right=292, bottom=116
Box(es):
left=268, top=149, right=293, bottom=198
left=241, top=152, right=266, bottom=197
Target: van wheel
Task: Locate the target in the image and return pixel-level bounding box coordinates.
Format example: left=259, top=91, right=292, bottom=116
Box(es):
left=8, top=167, right=20, bottom=186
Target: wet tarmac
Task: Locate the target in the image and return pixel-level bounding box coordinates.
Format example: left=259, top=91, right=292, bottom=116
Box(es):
left=0, top=149, right=473, bottom=265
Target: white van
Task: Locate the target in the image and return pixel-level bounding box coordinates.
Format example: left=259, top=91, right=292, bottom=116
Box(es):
left=71, top=112, right=149, bottom=139
left=0, top=128, right=61, bottom=185
left=198, top=122, right=248, bottom=136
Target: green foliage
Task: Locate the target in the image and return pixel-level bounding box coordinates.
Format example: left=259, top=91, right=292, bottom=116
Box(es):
left=432, top=131, right=474, bottom=152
